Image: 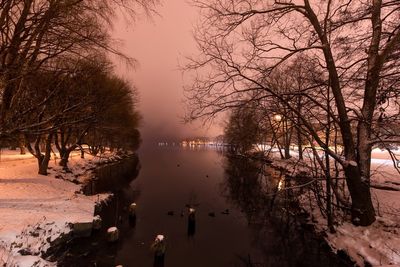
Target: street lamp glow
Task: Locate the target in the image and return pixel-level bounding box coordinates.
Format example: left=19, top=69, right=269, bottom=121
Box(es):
left=274, top=114, right=282, bottom=122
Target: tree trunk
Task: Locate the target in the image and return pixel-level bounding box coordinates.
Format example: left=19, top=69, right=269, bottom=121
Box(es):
left=276, top=140, right=285, bottom=159
left=325, top=83, right=334, bottom=232
left=78, top=145, right=85, bottom=158
left=59, top=145, right=76, bottom=168
left=283, top=109, right=291, bottom=159
left=343, top=165, right=376, bottom=226
left=19, top=134, right=26, bottom=155
left=38, top=158, right=49, bottom=175
left=55, top=126, right=87, bottom=168
left=36, top=155, right=45, bottom=174
left=38, top=133, right=53, bottom=175
left=59, top=148, right=68, bottom=167
left=296, top=81, right=303, bottom=160
left=0, top=77, right=16, bottom=129
left=297, top=128, right=303, bottom=160
left=357, top=123, right=373, bottom=186
left=59, top=156, right=68, bottom=168
left=304, top=1, right=377, bottom=225
left=284, top=144, right=291, bottom=159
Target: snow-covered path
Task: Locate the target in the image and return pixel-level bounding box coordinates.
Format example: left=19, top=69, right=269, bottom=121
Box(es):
left=0, top=151, right=107, bottom=266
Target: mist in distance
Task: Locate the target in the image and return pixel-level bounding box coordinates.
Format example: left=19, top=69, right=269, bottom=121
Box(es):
left=112, top=1, right=222, bottom=145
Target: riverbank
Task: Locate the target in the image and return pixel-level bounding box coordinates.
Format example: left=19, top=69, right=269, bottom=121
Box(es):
left=0, top=149, right=124, bottom=266
left=263, top=148, right=400, bottom=266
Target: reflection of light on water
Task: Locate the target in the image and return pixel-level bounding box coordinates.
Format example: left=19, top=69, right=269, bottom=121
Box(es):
left=278, top=178, right=284, bottom=191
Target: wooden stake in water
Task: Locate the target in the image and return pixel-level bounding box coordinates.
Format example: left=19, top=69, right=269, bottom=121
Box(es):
left=93, top=215, right=102, bottom=230
left=106, top=227, right=119, bottom=242
left=129, top=203, right=137, bottom=218
left=188, top=208, right=196, bottom=237
left=151, top=234, right=166, bottom=266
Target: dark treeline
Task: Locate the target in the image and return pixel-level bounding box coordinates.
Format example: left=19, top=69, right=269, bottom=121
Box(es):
left=0, top=0, right=158, bottom=174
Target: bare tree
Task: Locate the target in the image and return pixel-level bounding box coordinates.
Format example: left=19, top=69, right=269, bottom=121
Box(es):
left=0, top=0, right=158, bottom=137
left=224, top=103, right=262, bottom=154
left=184, top=0, right=400, bottom=226
left=19, top=56, right=141, bottom=173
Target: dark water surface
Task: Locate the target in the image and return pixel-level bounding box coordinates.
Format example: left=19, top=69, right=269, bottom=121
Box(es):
left=57, top=146, right=349, bottom=267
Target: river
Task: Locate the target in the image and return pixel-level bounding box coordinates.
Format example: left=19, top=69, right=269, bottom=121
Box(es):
left=56, top=145, right=350, bottom=267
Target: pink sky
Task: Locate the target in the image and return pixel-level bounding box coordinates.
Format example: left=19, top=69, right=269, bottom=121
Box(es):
left=111, top=1, right=222, bottom=143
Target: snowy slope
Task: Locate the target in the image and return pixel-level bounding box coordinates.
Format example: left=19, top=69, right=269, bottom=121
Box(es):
left=0, top=150, right=109, bottom=266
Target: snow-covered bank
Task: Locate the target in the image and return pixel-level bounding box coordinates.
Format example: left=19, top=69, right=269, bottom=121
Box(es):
left=300, top=188, right=400, bottom=266
left=0, top=150, right=111, bottom=266
left=264, top=148, right=400, bottom=266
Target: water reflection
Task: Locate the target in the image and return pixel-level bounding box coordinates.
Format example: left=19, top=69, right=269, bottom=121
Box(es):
left=221, top=154, right=346, bottom=267
left=55, top=147, right=348, bottom=267
left=53, top=165, right=141, bottom=267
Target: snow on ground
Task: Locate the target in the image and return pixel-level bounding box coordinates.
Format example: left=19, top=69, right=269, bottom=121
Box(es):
left=370, top=149, right=400, bottom=185
left=300, top=187, right=400, bottom=267
left=263, top=146, right=400, bottom=266
left=0, top=149, right=110, bottom=266
left=347, top=167, right=400, bottom=267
